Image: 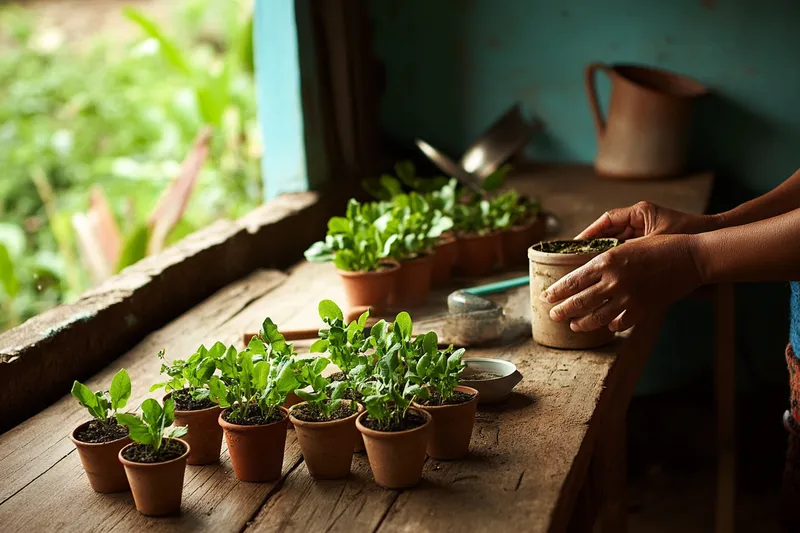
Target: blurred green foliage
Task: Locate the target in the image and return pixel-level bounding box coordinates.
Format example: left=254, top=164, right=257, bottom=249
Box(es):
left=0, top=0, right=260, bottom=332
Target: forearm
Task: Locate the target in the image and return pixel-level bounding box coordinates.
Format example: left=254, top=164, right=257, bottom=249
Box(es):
left=691, top=207, right=800, bottom=284
left=710, top=168, right=800, bottom=230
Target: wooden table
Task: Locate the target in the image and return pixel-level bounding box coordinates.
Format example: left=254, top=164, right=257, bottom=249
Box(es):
left=0, top=165, right=716, bottom=533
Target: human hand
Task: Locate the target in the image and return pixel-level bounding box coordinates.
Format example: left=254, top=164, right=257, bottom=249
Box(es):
left=576, top=201, right=717, bottom=240
left=540, top=235, right=703, bottom=333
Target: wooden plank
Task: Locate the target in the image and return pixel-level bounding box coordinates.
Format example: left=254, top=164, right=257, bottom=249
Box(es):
left=0, top=270, right=286, bottom=506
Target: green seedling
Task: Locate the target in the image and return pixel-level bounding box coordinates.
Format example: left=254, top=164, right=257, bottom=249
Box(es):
left=310, top=299, right=372, bottom=378
left=149, top=343, right=224, bottom=403
left=71, top=368, right=132, bottom=428
left=294, top=356, right=356, bottom=421
left=408, top=331, right=466, bottom=404
left=116, top=396, right=188, bottom=452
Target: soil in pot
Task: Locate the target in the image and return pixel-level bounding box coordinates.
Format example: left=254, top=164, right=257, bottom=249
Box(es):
left=415, top=386, right=479, bottom=460
left=431, top=235, right=459, bottom=286
left=461, top=371, right=502, bottom=381
left=168, top=390, right=223, bottom=466
left=501, top=216, right=546, bottom=268
left=393, top=252, right=434, bottom=308
left=290, top=402, right=362, bottom=479
left=457, top=231, right=502, bottom=277
left=356, top=408, right=432, bottom=489
left=528, top=239, right=620, bottom=349
left=337, top=260, right=399, bottom=315
left=219, top=406, right=289, bottom=482
left=118, top=438, right=189, bottom=516
left=70, top=418, right=131, bottom=493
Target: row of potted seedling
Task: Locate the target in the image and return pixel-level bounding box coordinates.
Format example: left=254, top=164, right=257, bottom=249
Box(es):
left=69, top=300, right=478, bottom=516
left=304, top=171, right=545, bottom=314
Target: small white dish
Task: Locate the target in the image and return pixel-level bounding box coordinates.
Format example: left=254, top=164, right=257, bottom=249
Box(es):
left=459, top=358, right=523, bottom=404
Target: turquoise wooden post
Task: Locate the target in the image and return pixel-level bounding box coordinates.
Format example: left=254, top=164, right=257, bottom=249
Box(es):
left=253, top=0, right=308, bottom=201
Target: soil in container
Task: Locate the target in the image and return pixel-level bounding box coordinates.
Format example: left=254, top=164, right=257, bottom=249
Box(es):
left=460, top=371, right=503, bottom=381
left=170, top=389, right=216, bottom=411
left=532, top=238, right=620, bottom=254
left=74, top=418, right=129, bottom=443
left=291, top=402, right=356, bottom=422
left=71, top=418, right=131, bottom=493
left=121, top=440, right=186, bottom=463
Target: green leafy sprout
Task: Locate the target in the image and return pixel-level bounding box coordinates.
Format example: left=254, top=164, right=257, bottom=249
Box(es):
left=209, top=318, right=302, bottom=424
left=293, top=356, right=357, bottom=421
left=116, top=396, right=188, bottom=452
left=149, top=343, right=223, bottom=403
left=71, top=368, right=132, bottom=429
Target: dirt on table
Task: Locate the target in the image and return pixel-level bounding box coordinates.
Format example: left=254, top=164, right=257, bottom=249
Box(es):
left=74, top=418, right=129, bottom=443
left=121, top=439, right=186, bottom=463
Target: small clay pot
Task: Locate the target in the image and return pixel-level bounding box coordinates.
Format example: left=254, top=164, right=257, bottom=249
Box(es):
left=501, top=217, right=546, bottom=268
left=354, top=432, right=366, bottom=453
left=457, top=231, right=502, bottom=277
left=431, top=235, right=459, bottom=286
left=70, top=421, right=131, bottom=493
left=290, top=403, right=363, bottom=479
left=118, top=438, right=189, bottom=516
left=283, top=392, right=303, bottom=429
left=356, top=408, right=432, bottom=489
left=167, top=394, right=223, bottom=466
left=219, top=407, right=290, bottom=482
left=528, top=242, right=617, bottom=349
left=394, top=252, right=435, bottom=308
left=413, top=386, right=479, bottom=460
left=337, top=261, right=399, bottom=315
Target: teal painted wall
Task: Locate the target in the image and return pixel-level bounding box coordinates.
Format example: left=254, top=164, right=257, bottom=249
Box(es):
left=370, top=0, right=798, bottom=391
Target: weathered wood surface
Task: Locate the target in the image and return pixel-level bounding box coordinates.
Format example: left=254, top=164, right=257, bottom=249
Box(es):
left=0, top=185, right=357, bottom=432
left=0, top=165, right=714, bottom=532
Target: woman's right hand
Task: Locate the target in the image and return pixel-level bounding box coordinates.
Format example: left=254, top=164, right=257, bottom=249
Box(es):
left=576, top=201, right=719, bottom=240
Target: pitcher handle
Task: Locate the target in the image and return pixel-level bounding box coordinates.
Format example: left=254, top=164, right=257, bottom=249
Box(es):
left=585, top=63, right=611, bottom=137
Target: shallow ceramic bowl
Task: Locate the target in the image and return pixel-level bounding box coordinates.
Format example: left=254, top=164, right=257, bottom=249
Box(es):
left=459, top=358, right=523, bottom=404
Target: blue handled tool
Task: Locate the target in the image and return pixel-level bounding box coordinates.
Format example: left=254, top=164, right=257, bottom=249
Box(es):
left=462, top=275, right=530, bottom=297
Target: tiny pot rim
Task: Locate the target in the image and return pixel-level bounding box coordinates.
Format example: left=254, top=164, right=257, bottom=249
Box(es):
left=436, top=233, right=458, bottom=246
left=70, top=419, right=131, bottom=448
left=118, top=437, right=190, bottom=468
left=355, top=407, right=432, bottom=439
left=398, top=250, right=435, bottom=264
left=456, top=229, right=503, bottom=241
left=163, top=391, right=223, bottom=415
left=218, top=405, right=290, bottom=430
left=528, top=238, right=620, bottom=266
left=412, top=385, right=480, bottom=410
left=289, top=401, right=364, bottom=429
left=335, top=259, right=400, bottom=278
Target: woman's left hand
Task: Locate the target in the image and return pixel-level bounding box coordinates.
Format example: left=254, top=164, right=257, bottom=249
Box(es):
left=540, top=235, right=704, bottom=333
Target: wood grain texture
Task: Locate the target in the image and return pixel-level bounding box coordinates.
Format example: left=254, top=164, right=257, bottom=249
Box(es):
left=0, top=165, right=715, bottom=533
left=0, top=191, right=331, bottom=432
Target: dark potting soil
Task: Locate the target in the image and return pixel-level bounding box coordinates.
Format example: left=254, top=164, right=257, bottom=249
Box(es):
left=421, top=390, right=476, bottom=407
left=328, top=371, right=347, bottom=382
left=326, top=372, right=363, bottom=401
left=121, top=440, right=186, bottom=464
left=534, top=238, right=619, bottom=255
left=222, top=405, right=285, bottom=426
left=74, top=418, right=129, bottom=444
left=461, top=371, right=503, bottom=381
left=171, top=388, right=216, bottom=411
left=291, top=402, right=356, bottom=423
left=361, top=411, right=427, bottom=432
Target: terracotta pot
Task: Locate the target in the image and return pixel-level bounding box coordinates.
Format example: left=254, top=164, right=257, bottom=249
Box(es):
left=356, top=408, right=432, bottom=489
left=528, top=243, right=616, bottom=349
left=70, top=421, right=131, bottom=493
left=431, top=235, right=459, bottom=286
left=585, top=63, right=706, bottom=179
left=283, top=392, right=302, bottom=429
left=337, top=261, right=399, bottom=315
left=457, top=231, right=502, bottom=277
left=393, top=253, right=434, bottom=308
left=354, top=432, right=366, bottom=453
left=290, top=403, right=363, bottom=479
left=118, top=438, right=189, bottom=516
left=501, top=217, right=546, bottom=268
left=413, top=386, right=479, bottom=460
left=167, top=394, right=223, bottom=466
left=219, top=407, right=289, bottom=482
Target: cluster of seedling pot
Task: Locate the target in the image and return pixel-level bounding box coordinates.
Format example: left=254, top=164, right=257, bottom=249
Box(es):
left=69, top=300, right=480, bottom=516
left=305, top=161, right=544, bottom=313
